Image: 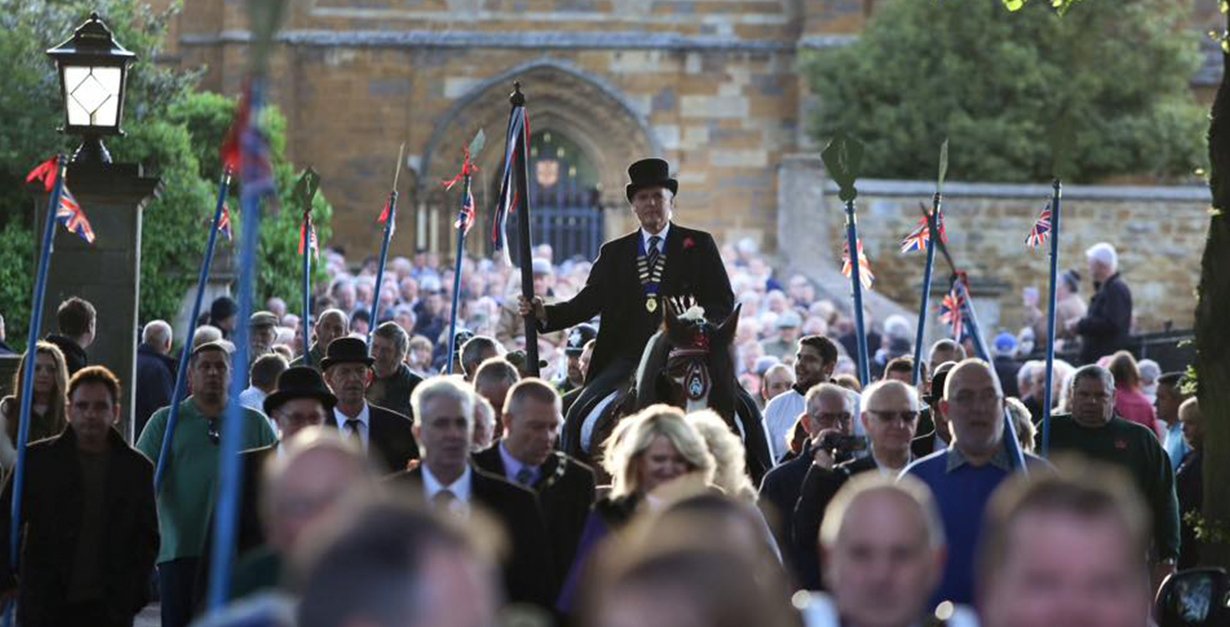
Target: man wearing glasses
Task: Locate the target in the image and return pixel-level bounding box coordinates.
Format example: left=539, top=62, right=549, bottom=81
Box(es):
left=136, top=341, right=276, bottom=627
left=902, top=359, right=1048, bottom=613
left=790, top=379, right=919, bottom=590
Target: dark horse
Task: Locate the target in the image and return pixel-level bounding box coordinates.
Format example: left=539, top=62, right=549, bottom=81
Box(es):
left=577, top=301, right=773, bottom=483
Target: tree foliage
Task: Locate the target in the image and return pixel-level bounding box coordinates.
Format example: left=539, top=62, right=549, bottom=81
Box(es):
left=804, top=0, right=1207, bottom=183
left=0, top=0, right=332, bottom=350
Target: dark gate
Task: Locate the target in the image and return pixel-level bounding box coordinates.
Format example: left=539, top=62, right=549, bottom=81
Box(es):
left=503, top=130, right=605, bottom=265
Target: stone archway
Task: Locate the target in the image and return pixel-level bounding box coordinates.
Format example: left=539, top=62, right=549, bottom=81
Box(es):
left=419, top=59, right=660, bottom=256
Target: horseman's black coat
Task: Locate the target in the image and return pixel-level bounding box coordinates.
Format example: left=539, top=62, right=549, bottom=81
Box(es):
left=539, top=223, right=734, bottom=383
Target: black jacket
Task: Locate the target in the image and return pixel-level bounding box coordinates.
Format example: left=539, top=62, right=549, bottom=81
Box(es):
left=791, top=455, right=880, bottom=590
left=391, top=465, right=554, bottom=607
left=44, top=334, right=87, bottom=376
left=134, top=344, right=177, bottom=437
left=330, top=404, right=419, bottom=473
left=758, top=451, right=813, bottom=585
left=366, top=363, right=423, bottom=421
left=1076, top=272, right=1132, bottom=365
left=540, top=224, right=734, bottom=384
left=472, top=446, right=595, bottom=589
left=193, top=444, right=275, bottom=613
left=1176, top=449, right=1203, bottom=570
left=0, top=427, right=158, bottom=625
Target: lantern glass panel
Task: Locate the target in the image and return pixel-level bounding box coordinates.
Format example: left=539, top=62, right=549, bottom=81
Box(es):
left=63, top=65, right=121, bottom=128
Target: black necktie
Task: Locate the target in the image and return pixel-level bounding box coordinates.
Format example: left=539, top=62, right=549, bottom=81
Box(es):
left=345, top=419, right=362, bottom=447
left=646, top=235, right=661, bottom=270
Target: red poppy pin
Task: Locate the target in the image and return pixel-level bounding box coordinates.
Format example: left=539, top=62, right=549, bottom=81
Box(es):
left=683, top=236, right=696, bottom=250
left=1114, top=439, right=1128, bottom=450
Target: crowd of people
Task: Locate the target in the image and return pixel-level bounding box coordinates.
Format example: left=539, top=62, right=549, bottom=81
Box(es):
left=0, top=156, right=1209, bottom=627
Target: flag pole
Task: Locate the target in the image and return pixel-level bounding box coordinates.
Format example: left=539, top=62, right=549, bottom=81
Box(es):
left=912, top=140, right=948, bottom=386
left=207, top=79, right=266, bottom=612
left=1041, top=179, right=1062, bottom=456
left=445, top=175, right=471, bottom=375
left=953, top=274, right=1029, bottom=472
left=844, top=203, right=871, bottom=387
left=301, top=210, right=312, bottom=365
left=154, top=168, right=232, bottom=491
left=511, top=82, right=541, bottom=376
left=8, top=155, right=68, bottom=610
left=368, top=143, right=405, bottom=345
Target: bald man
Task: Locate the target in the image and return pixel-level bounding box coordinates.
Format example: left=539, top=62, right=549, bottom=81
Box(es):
left=903, top=359, right=1047, bottom=610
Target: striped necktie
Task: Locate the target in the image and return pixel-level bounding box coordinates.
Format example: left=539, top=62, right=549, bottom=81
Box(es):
left=646, top=235, right=661, bottom=270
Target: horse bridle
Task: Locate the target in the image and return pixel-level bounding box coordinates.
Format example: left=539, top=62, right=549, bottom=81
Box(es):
left=667, top=330, right=712, bottom=402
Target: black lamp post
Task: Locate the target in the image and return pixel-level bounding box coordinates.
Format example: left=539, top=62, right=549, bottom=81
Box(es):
left=46, top=12, right=135, bottom=164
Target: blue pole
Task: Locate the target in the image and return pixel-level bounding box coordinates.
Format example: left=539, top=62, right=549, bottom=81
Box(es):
left=955, top=277, right=1028, bottom=472
left=154, top=169, right=232, bottom=491
left=911, top=198, right=939, bottom=387
left=444, top=175, right=472, bottom=375
left=1041, top=180, right=1062, bottom=456
left=207, top=81, right=266, bottom=612
left=301, top=213, right=313, bottom=367
left=843, top=199, right=871, bottom=386
left=9, top=155, right=66, bottom=577
left=367, top=190, right=397, bottom=346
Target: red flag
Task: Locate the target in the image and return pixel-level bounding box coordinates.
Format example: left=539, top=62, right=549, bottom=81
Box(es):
left=298, top=217, right=318, bottom=258
left=26, top=156, right=59, bottom=193
left=220, top=87, right=251, bottom=172
left=218, top=203, right=233, bottom=241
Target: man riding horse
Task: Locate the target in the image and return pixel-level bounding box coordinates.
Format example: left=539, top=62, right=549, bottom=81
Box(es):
left=520, top=158, right=735, bottom=458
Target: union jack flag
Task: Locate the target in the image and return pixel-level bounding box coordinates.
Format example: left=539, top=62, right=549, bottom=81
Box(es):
left=1026, top=202, right=1052, bottom=249
left=299, top=217, right=318, bottom=258
left=938, top=288, right=967, bottom=341
left=221, top=84, right=276, bottom=201
left=899, top=207, right=948, bottom=253
left=56, top=186, right=95, bottom=244
left=455, top=187, right=476, bottom=236
left=492, top=105, right=529, bottom=265
left=218, top=203, right=233, bottom=241
left=841, top=239, right=874, bottom=290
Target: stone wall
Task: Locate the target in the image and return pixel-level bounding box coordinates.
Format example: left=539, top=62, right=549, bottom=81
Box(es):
left=813, top=179, right=1210, bottom=337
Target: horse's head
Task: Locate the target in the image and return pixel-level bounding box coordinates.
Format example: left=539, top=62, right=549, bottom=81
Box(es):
left=657, top=300, right=741, bottom=414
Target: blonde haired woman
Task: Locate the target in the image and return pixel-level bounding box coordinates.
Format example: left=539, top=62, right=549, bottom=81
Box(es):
left=557, top=404, right=715, bottom=613
left=685, top=409, right=756, bottom=502
left=0, top=342, right=70, bottom=469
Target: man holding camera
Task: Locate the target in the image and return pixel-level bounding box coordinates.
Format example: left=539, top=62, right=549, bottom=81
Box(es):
left=791, top=380, right=920, bottom=591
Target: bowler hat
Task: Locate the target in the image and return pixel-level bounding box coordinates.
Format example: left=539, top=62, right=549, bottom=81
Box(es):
left=625, top=158, right=678, bottom=201
left=264, top=366, right=337, bottom=416
left=320, top=337, right=374, bottom=370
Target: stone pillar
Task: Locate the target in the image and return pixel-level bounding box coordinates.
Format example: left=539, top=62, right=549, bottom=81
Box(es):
left=33, top=161, right=161, bottom=442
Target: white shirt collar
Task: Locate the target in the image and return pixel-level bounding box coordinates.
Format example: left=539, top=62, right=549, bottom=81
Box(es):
left=640, top=223, right=671, bottom=251
left=333, top=403, right=370, bottom=428
left=422, top=464, right=473, bottom=506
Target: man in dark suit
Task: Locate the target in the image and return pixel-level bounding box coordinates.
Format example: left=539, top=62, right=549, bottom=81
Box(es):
left=521, top=158, right=735, bottom=455
left=792, top=380, right=921, bottom=591
left=911, top=363, right=955, bottom=459
left=1068, top=242, right=1132, bottom=365
left=391, top=376, right=554, bottom=607
left=321, top=337, right=419, bottom=473
left=472, top=378, right=595, bottom=589
left=758, top=382, right=855, bottom=587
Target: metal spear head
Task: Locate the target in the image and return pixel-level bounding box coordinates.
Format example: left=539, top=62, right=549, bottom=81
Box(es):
left=937, top=138, right=949, bottom=193
left=294, top=168, right=320, bottom=214
left=468, top=129, right=487, bottom=157
left=822, top=131, right=864, bottom=203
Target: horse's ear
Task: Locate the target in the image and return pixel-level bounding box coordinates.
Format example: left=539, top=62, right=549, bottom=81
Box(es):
left=663, top=298, right=678, bottom=332
left=713, top=303, right=742, bottom=345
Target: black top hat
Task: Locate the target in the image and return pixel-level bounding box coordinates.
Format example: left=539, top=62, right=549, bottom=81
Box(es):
left=264, top=366, right=338, bottom=416
left=565, top=323, right=598, bottom=356
left=625, top=158, right=678, bottom=201
left=320, top=337, right=374, bottom=370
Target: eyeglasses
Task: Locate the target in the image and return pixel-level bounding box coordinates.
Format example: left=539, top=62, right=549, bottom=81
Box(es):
left=950, top=390, right=1004, bottom=407
left=812, top=412, right=852, bottom=425
left=868, top=409, right=919, bottom=424
left=206, top=418, right=220, bottom=445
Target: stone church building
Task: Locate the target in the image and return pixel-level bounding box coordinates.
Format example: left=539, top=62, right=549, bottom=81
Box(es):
left=153, top=0, right=1217, bottom=334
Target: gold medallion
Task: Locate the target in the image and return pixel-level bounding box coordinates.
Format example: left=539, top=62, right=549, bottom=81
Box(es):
left=646, top=298, right=658, bottom=313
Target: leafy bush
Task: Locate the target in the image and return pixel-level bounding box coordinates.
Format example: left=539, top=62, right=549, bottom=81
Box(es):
left=803, top=0, right=1207, bottom=183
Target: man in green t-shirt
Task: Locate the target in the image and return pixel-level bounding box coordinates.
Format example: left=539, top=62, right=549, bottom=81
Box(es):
left=136, top=341, right=276, bottom=627
left=1043, top=363, right=1180, bottom=591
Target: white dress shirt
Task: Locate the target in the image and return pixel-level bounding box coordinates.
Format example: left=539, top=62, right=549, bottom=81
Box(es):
left=422, top=464, right=473, bottom=518
left=640, top=223, right=671, bottom=255
left=333, top=404, right=371, bottom=451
